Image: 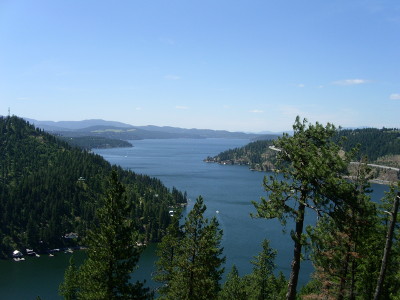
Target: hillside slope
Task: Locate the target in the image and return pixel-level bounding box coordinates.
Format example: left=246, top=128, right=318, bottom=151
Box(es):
left=0, top=116, right=187, bottom=258
left=207, top=128, right=400, bottom=183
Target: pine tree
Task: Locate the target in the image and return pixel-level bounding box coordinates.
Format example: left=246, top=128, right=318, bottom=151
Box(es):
left=248, top=239, right=278, bottom=299
left=59, top=257, right=79, bottom=300
left=302, top=158, right=377, bottom=299
left=253, top=117, right=360, bottom=300
left=219, top=265, right=247, bottom=300
left=153, top=213, right=182, bottom=296
left=240, top=239, right=287, bottom=300
left=77, top=171, right=151, bottom=300
left=374, top=184, right=400, bottom=300
left=154, top=196, right=225, bottom=300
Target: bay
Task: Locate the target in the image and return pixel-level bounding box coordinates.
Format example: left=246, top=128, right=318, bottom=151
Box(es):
left=0, top=138, right=389, bottom=299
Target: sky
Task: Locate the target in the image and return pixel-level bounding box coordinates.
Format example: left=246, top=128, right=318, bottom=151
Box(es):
left=0, top=0, right=399, bottom=132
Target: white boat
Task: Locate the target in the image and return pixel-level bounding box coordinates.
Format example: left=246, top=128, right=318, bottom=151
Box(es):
left=13, top=257, right=25, bottom=262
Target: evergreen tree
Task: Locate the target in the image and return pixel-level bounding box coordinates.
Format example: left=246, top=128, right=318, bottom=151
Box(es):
left=301, top=172, right=400, bottom=299
left=219, top=265, right=247, bottom=300
left=153, top=213, right=182, bottom=296
left=373, top=184, right=400, bottom=300
left=77, top=171, right=151, bottom=300
left=248, top=239, right=279, bottom=299
left=154, top=196, right=225, bottom=300
left=59, top=257, right=80, bottom=300
left=241, top=239, right=286, bottom=300
left=303, top=159, right=377, bottom=299
left=253, top=117, right=360, bottom=300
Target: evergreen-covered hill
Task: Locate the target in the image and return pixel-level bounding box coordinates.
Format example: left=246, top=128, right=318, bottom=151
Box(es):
left=58, top=136, right=133, bottom=150
left=206, top=128, right=400, bottom=173
left=204, top=139, right=278, bottom=171
left=333, top=128, right=400, bottom=164
left=0, top=116, right=187, bottom=258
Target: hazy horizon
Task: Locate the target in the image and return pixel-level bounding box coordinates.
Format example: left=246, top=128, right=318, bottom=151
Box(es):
left=8, top=115, right=384, bottom=135
left=16, top=115, right=279, bottom=133
left=1, top=1, right=399, bottom=132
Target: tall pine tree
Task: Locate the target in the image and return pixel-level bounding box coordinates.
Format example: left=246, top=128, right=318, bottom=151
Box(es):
left=238, top=239, right=287, bottom=300
left=302, top=158, right=376, bottom=299
left=66, top=171, right=151, bottom=300
left=218, top=265, right=247, bottom=300
left=154, top=196, right=225, bottom=300
left=59, top=257, right=80, bottom=300
left=153, top=213, right=182, bottom=296
left=253, top=117, right=360, bottom=300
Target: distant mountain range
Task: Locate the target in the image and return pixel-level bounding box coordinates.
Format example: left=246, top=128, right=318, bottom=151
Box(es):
left=23, top=118, right=279, bottom=140
left=24, top=118, right=133, bottom=131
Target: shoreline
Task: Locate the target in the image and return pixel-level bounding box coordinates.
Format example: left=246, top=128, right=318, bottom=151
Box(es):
left=205, top=160, right=398, bottom=186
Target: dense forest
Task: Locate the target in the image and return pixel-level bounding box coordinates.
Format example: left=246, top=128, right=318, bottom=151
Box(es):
left=334, top=128, right=400, bottom=164
left=206, top=128, right=400, bottom=183
left=205, top=139, right=278, bottom=171
left=0, top=116, right=187, bottom=258
left=58, top=135, right=133, bottom=150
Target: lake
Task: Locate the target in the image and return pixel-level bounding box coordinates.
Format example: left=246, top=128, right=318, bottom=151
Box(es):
left=0, top=138, right=389, bottom=299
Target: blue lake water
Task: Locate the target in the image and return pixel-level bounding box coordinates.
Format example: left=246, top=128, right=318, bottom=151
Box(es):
left=0, top=138, right=390, bottom=299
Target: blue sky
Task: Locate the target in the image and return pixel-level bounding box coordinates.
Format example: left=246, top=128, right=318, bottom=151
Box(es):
left=0, top=0, right=399, bottom=132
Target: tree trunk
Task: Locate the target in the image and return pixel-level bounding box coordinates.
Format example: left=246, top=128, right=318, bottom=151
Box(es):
left=373, top=191, right=400, bottom=300
left=350, top=255, right=356, bottom=300
left=286, top=201, right=305, bottom=300
left=188, top=248, right=196, bottom=299
left=338, top=250, right=350, bottom=300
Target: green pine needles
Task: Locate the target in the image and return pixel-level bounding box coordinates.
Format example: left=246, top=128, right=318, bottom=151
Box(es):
left=154, top=196, right=225, bottom=300
left=60, top=171, right=152, bottom=300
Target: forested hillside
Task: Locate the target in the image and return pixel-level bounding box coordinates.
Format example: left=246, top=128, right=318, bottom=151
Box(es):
left=58, top=136, right=133, bottom=150
left=334, top=128, right=400, bottom=165
left=207, top=128, right=400, bottom=179
left=0, top=116, right=187, bottom=258
left=204, top=139, right=278, bottom=171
